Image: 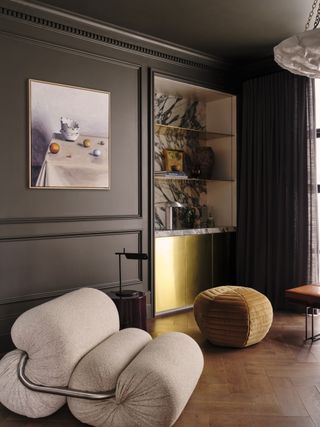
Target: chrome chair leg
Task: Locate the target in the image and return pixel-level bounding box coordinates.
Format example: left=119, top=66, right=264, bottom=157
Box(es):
left=18, top=352, right=115, bottom=400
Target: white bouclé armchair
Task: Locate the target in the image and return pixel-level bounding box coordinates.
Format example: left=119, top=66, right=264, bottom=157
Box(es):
left=0, top=288, right=203, bottom=427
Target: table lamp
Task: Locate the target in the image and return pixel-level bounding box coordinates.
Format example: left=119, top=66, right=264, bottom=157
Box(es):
left=115, top=248, right=148, bottom=297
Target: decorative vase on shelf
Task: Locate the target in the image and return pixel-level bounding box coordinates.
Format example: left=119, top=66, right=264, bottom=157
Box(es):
left=195, top=147, right=215, bottom=179
left=190, top=164, right=201, bottom=179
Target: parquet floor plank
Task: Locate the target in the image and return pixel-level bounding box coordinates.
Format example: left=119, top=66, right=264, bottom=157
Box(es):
left=210, top=414, right=315, bottom=427
left=297, top=385, right=320, bottom=426
left=270, top=377, right=308, bottom=416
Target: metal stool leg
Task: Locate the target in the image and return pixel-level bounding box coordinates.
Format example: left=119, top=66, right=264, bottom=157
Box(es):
left=312, top=307, right=314, bottom=340
left=305, top=306, right=308, bottom=341
left=305, top=306, right=320, bottom=342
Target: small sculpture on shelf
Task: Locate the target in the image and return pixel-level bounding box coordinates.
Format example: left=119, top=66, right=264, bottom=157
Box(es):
left=195, top=147, right=215, bottom=179
left=190, top=164, right=201, bottom=179
left=207, top=214, right=215, bottom=228
left=183, top=207, right=196, bottom=229
left=200, top=205, right=208, bottom=228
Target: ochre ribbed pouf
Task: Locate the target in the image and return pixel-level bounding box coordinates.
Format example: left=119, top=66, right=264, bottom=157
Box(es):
left=194, top=286, right=273, bottom=348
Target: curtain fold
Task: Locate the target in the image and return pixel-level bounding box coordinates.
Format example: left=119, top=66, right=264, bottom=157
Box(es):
left=237, top=71, right=319, bottom=309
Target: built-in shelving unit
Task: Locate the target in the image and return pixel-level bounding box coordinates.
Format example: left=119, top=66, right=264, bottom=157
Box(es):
left=154, top=75, right=237, bottom=229
left=153, top=74, right=237, bottom=314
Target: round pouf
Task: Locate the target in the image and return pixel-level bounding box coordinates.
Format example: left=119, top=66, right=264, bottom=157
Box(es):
left=194, top=286, right=273, bottom=348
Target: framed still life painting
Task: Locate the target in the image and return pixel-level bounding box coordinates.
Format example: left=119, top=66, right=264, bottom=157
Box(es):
left=29, top=79, right=111, bottom=189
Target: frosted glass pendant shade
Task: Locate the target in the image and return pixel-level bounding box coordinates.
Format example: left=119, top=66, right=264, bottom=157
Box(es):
left=274, top=29, right=320, bottom=78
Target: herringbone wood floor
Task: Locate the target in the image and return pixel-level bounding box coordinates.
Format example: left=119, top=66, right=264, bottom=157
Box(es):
left=1, top=310, right=320, bottom=426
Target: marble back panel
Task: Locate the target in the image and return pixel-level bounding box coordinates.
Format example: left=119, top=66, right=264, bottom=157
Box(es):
left=154, top=93, right=208, bottom=230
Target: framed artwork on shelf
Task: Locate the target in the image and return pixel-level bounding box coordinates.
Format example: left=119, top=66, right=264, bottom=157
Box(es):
left=29, top=79, right=111, bottom=190
left=163, top=149, right=184, bottom=172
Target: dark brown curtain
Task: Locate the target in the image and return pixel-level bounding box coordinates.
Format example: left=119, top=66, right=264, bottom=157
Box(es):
left=237, top=71, right=319, bottom=309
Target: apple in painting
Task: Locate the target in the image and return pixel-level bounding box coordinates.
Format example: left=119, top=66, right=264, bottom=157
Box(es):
left=49, top=142, right=60, bottom=154
left=83, top=138, right=91, bottom=148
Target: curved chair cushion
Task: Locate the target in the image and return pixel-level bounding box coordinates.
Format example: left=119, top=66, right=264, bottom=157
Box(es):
left=0, top=288, right=119, bottom=418
left=194, top=286, right=273, bottom=348
left=68, top=328, right=151, bottom=413
left=68, top=332, right=204, bottom=427
left=0, top=348, right=66, bottom=418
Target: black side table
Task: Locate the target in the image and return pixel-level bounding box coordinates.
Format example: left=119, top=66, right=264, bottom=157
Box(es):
left=108, top=291, right=147, bottom=331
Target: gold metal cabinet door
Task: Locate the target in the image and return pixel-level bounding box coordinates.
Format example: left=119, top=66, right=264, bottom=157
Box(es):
left=185, top=234, right=212, bottom=305
left=155, top=236, right=186, bottom=313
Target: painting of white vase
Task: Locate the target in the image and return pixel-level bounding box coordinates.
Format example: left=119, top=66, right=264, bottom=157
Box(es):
left=29, top=79, right=111, bottom=189
left=60, top=117, right=80, bottom=142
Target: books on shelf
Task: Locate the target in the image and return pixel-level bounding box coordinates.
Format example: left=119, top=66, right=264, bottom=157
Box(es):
left=154, top=170, right=188, bottom=179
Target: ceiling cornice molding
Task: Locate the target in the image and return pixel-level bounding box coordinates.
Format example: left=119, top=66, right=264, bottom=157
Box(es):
left=0, top=0, right=235, bottom=72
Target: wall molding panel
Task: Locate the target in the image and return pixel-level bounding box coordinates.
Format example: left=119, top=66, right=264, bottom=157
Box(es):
left=0, top=31, right=143, bottom=221
left=0, top=33, right=143, bottom=224
left=0, top=214, right=142, bottom=225
left=0, top=228, right=143, bottom=242
left=0, top=281, right=146, bottom=306
left=0, top=229, right=144, bottom=304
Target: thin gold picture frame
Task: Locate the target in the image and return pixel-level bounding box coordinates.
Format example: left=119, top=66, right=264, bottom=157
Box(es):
left=28, top=79, right=111, bottom=190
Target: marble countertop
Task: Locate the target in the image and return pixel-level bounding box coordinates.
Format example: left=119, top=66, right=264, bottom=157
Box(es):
left=155, top=226, right=236, bottom=237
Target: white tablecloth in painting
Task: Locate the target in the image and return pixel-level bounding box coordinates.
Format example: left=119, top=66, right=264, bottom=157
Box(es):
left=36, top=134, right=109, bottom=188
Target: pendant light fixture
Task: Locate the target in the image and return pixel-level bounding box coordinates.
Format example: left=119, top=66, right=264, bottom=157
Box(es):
left=274, top=0, right=320, bottom=78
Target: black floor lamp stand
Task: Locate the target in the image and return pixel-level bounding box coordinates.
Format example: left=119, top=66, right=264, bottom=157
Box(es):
left=109, top=248, right=148, bottom=330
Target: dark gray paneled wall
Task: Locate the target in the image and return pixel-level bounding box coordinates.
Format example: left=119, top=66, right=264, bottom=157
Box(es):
left=1, top=36, right=141, bottom=219
left=0, top=0, right=238, bottom=350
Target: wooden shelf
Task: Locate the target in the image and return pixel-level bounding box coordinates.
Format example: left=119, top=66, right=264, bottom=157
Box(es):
left=154, top=123, right=234, bottom=139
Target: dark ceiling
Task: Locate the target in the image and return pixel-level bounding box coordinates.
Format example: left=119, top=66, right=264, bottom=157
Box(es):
left=36, top=0, right=312, bottom=63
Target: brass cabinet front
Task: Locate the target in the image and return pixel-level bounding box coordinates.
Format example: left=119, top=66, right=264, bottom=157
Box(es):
left=155, top=234, right=212, bottom=313
left=155, top=236, right=186, bottom=313
left=185, top=234, right=212, bottom=305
